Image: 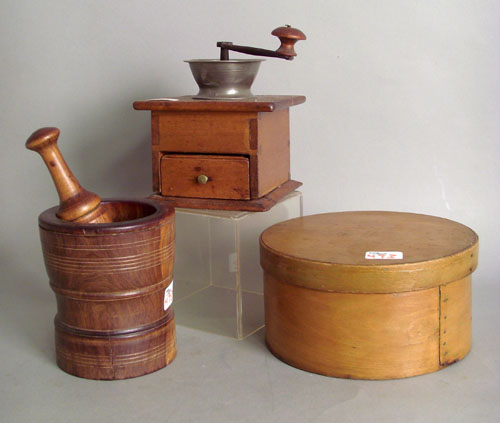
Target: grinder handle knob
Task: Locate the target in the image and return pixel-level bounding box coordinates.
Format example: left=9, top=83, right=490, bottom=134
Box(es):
left=26, top=127, right=102, bottom=222
left=271, top=25, right=307, bottom=57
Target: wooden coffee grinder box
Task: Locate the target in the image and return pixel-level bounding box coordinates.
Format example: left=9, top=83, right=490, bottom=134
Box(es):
left=134, top=26, right=307, bottom=211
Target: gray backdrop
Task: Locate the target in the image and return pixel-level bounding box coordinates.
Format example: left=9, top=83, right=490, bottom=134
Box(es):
left=2, top=1, right=498, bottom=281
left=1, top=1, right=498, bottom=422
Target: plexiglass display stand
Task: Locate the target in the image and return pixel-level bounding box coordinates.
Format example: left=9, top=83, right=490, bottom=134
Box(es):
left=173, top=191, right=303, bottom=339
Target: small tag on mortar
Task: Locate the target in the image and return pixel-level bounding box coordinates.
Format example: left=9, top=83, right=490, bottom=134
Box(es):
left=164, top=281, right=174, bottom=310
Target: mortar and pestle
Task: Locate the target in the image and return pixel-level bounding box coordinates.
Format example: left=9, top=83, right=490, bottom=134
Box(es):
left=27, top=127, right=176, bottom=380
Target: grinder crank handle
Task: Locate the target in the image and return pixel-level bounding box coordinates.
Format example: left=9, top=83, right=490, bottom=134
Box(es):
left=26, top=127, right=105, bottom=222
left=271, top=25, right=307, bottom=58
left=218, top=25, right=306, bottom=60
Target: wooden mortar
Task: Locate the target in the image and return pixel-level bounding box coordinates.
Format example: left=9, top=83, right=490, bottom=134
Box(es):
left=28, top=128, right=177, bottom=380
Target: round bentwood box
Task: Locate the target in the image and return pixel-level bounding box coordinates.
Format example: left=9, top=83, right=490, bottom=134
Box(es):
left=260, top=211, right=479, bottom=380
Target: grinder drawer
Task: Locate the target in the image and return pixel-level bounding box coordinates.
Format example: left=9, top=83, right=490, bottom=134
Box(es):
left=160, top=154, right=250, bottom=199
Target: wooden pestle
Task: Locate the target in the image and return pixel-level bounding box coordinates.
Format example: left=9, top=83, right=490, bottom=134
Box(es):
left=26, top=127, right=111, bottom=223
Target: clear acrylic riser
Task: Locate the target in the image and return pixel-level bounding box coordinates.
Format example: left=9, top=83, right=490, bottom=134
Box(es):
left=173, top=191, right=303, bottom=339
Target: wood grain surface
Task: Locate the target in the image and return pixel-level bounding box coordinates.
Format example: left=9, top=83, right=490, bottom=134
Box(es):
left=260, top=211, right=478, bottom=293
left=156, top=112, right=254, bottom=155
left=160, top=154, right=250, bottom=200
left=440, top=276, right=472, bottom=366
left=38, top=199, right=177, bottom=380
left=265, top=273, right=440, bottom=380
left=260, top=211, right=478, bottom=379
left=26, top=127, right=105, bottom=222
left=150, top=180, right=302, bottom=212
left=254, top=109, right=290, bottom=197
left=135, top=95, right=305, bottom=207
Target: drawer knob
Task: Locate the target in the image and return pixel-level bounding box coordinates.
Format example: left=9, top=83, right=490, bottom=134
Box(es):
left=197, top=174, right=209, bottom=185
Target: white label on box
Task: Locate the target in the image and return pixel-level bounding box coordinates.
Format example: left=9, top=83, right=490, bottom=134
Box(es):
left=164, top=281, right=174, bottom=310
left=365, top=251, right=403, bottom=260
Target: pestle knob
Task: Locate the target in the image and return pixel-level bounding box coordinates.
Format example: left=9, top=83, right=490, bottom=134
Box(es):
left=26, top=127, right=104, bottom=222
left=271, top=25, right=306, bottom=57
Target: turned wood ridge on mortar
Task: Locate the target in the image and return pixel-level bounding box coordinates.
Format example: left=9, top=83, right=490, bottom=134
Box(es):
left=27, top=127, right=177, bottom=380
left=38, top=198, right=176, bottom=380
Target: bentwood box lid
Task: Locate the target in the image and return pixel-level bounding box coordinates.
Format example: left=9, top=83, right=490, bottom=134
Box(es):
left=260, top=211, right=479, bottom=294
